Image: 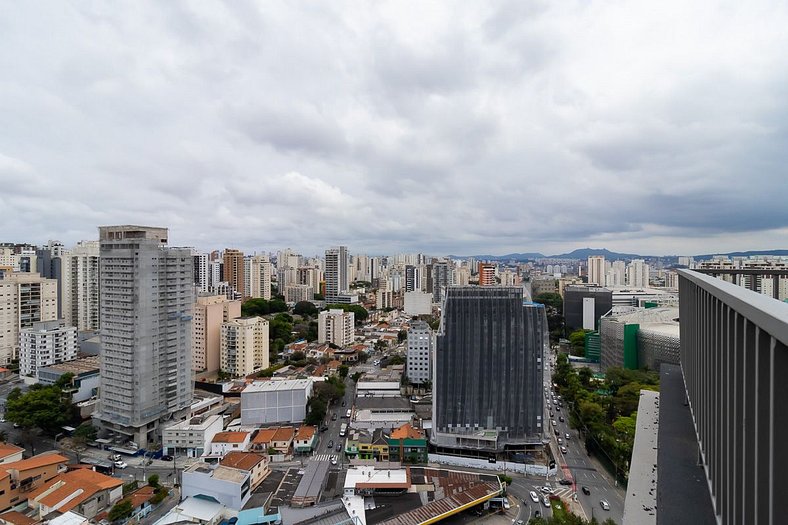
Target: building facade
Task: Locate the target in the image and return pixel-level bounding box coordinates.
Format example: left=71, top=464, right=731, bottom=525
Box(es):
left=587, top=255, right=606, bottom=286
left=432, top=287, right=547, bottom=453
left=19, top=320, right=78, bottom=378
left=60, top=241, right=101, bottom=332
left=248, top=255, right=272, bottom=300
left=406, top=321, right=432, bottom=385
left=325, top=246, right=348, bottom=303
left=478, top=263, right=496, bottom=286
left=93, top=225, right=194, bottom=449
left=317, top=309, right=355, bottom=347
left=0, top=272, right=58, bottom=364
left=220, top=316, right=270, bottom=377
left=223, top=249, right=245, bottom=299
left=193, top=295, right=242, bottom=373
left=240, top=380, right=313, bottom=425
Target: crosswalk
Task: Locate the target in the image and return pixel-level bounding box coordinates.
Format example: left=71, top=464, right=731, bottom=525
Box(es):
left=552, top=487, right=574, bottom=499
left=312, top=454, right=336, bottom=462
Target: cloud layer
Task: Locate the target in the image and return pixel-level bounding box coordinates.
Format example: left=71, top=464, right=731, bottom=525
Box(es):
left=1, top=1, right=787, bottom=256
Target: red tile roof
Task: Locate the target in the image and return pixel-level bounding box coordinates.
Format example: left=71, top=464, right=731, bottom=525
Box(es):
left=212, top=431, right=249, bottom=444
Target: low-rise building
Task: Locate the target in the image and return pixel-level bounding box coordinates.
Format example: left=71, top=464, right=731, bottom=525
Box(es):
left=27, top=468, right=124, bottom=519
left=0, top=444, right=24, bottom=465
left=293, top=426, right=317, bottom=454
left=219, top=451, right=270, bottom=490
left=387, top=423, right=428, bottom=464
left=344, top=429, right=389, bottom=461
left=163, top=414, right=224, bottom=458
left=208, top=432, right=251, bottom=458
left=181, top=463, right=251, bottom=510
left=240, top=380, right=313, bottom=425
left=152, top=496, right=231, bottom=525
left=37, top=355, right=100, bottom=402
left=0, top=453, right=69, bottom=512
left=19, top=320, right=78, bottom=378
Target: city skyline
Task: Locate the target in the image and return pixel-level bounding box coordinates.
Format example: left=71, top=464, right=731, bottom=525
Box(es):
left=2, top=2, right=787, bottom=256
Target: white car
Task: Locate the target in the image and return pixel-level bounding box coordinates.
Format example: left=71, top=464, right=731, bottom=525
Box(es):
left=542, top=496, right=551, bottom=508
left=540, top=486, right=553, bottom=494
left=565, top=433, right=570, bottom=440
left=600, top=500, right=610, bottom=511
left=561, top=446, right=568, bottom=454
left=529, top=491, right=540, bottom=503
left=114, top=461, right=128, bottom=469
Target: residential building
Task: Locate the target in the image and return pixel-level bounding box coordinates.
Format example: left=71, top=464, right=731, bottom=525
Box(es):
left=27, top=468, right=123, bottom=519
left=219, top=451, right=270, bottom=490
left=626, top=259, right=650, bottom=288
left=406, top=321, right=432, bottom=385
left=0, top=453, right=69, bottom=512
left=403, top=291, right=432, bottom=316
left=0, top=272, right=58, bottom=364
left=220, top=317, right=269, bottom=377
left=293, top=426, right=317, bottom=454
left=19, top=320, right=78, bottom=378
left=478, top=263, right=496, bottom=286
left=344, top=428, right=389, bottom=461
left=248, top=255, right=272, bottom=300
left=163, top=414, right=224, bottom=458
left=432, top=287, right=547, bottom=453
left=193, top=252, right=210, bottom=294
left=93, top=225, right=194, bottom=449
left=317, top=309, right=354, bottom=347
left=60, top=241, right=101, bottom=332
left=209, top=432, right=251, bottom=458
left=587, top=255, right=606, bottom=286
left=251, top=426, right=296, bottom=455
left=324, top=246, right=348, bottom=303
left=387, top=423, right=428, bottom=464
left=284, top=284, right=312, bottom=304
left=38, top=355, right=100, bottom=402
left=0, top=444, right=24, bottom=465
left=223, top=249, right=245, bottom=299
left=181, top=463, right=251, bottom=510
left=240, top=380, right=313, bottom=425
left=193, top=295, right=242, bottom=373
left=427, top=261, right=450, bottom=304
left=530, top=277, right=557, bottom=297
left=152, top=496, right=233, bottom=525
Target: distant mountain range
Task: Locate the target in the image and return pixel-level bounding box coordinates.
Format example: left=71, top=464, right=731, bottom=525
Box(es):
left=448, top=248, right=788, bottom=261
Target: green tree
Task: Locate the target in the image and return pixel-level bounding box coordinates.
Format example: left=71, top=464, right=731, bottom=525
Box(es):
left=148, top=474, right=160, bottom=488
left=270, top=315, right=294, bottom=343
left=73, top=422, right=97, bottom=441
left=53, top=372, right=75, bottom=389
left=338, top=365, right=349, bottom=379
left=5, top=384, right=75, bottom=434
left=293, top=301, right=318, bottom=317
left=242, top=298, right=270, bottom=316
left=387, top=355, right=405, bottom=366
left=108, top=500, right=133, bottom=522
left=305, top=398, right=327, bottom=426
left=351, top=372, right=363, bottom=382
left=533, top=292, right=563, bottom=311
left=397, top=330, right=407, bottom=343
left=314, top=293, right=324, bottom=300
left=324, top=303, right=368, bottom=322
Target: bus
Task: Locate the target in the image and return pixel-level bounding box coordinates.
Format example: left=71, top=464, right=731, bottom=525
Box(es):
left=339, top=423, right=348, bottom=437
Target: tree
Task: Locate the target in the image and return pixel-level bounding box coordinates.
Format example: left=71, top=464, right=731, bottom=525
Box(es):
left=397, top=330, right=407, bottom=343
left=338, top=365, right=349, bottom=379
left=314, top=293, right=324, bottom=300
left=148, top=474, right=160, bottom=488
left=108, top=500, right=133, bottom=522
left=73, top=422, right=97, bottom=441
left=53, top=372, right=75, bottom=389
left=305, top=398, right=327, bottom=426
left=533, top=292, right=563, bottom=311
left=324, top=303, right=368, bottom=323
left=351, top=372, right=363, bottom=382
left=293, top=301, right=318, bottom=317
left=5, top=384, right=75, bottom=434
left=387, top=355, right=405, bottom=366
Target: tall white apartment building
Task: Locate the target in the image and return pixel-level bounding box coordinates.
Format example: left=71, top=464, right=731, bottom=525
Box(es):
left=587, top=256, right=606, bottom=286
left=606, top=260, right=626, bottom=287
left=318, top=309, right=354, bottom=347
left=297, top=266, right=322, bottom=297
left=454, top=266, right=470, bottom=286
left=193, top=295, right=241, bottom=372
left=325, top=246, right=348, bottom=303
left=406, top=321, right=433, bottom=385
left=220, top=317, right=270, bottom=377
left=626, top=259, right=650, bottom=288
left=0, top=272, right=58, bottom=364
left=284, top=284, right=312, bottom=304
left=353, top=254, right=370, bottom=282
left=193, top=252, right=210, bottom=294
left=248, top=255, right=272, bottom=300
left=93, top=225, right=194, bottom=449
left=60, top=241, right=101, bottom=331
left=19, top=320, right=78, bottom=377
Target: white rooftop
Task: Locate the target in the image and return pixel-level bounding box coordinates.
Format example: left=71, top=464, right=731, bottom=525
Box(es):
left=243, top=379, right=312, bottom=393
left=344, top=466, right=408, bottom=490
left=154, top=496, right=228, bottom=525
left=48, top=511, right=88, bottom=525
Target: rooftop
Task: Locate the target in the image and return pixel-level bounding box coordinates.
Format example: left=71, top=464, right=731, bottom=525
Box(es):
left=4, top=453, right=68, bottom=471
left=220, top=451, right=266, bottom=472
left=243, top=379, right=312, bottom=393
left=212, top=431, right=249, bottom=444
left=40, top=355, right=100, bottom=376
left=0, top=442, right=25, bottom=459
left=623, top=389, right=659, bottom=524
left=29, top=468, right=123, bottom=513
left=295, top=425, right=316, bottom=440
left=389, top=423, right=424, bottom=441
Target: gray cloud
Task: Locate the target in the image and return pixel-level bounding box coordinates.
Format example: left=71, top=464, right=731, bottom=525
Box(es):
left=1, top=1, right=787, bottom=256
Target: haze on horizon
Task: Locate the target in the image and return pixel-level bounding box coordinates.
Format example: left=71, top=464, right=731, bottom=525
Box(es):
left=1, top=1, right=787, bottom=256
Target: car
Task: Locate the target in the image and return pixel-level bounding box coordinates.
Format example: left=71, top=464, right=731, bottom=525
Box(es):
left=540, top=486, right=553, bottom=494
left=331, top=413, right=338, bottom=421
left=565, top=433, right=570, bottom=440
left=559, top=416, right=565, bottom=422
left=328, top=440, right=334, bottom=448
left=0, top=418, right=5, bottom=423
left=114, top=461, right=128, bottom=469
left=335, top=443, right=342, bottom=452
left=554, top=429, right=560, bottom=436
left=161, top=455, right=174, bottom=461
left=341, top=401, right=346, bottom=407
left=557, top=438, right=563, bottom=445
left=330, top=456, right=338, bottom=465
left=551, top=420, right=557, bottom=426
left=600, top=500, right=610, bottom=511
left=503, top=499, right=510, bottom=510
left=559, top=479, right=573, bottom=486
left=320, top=425, right=329, bottom=432
left=516, top=520, right=524, bottom=525
left=542, top=496, right=550, bottom=508
left=560, top=446, right=568, bottom=454
left=534, top=511, right=541, bottom=518
left=13, top=423, right=21, bottom=429
left=109, top=454, right=122, bottom=461
left=556, top=406, right=561, bottom=412
left=582, top=486, right=591, bottom=495
left=529, top=491, right=539, bottom=503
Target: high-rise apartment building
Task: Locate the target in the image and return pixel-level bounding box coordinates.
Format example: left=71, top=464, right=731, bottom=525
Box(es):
left=248, top=255, right=272, bottom=300
left=284, top=284, right=312, bottom=304
left=0, top=272, right=58, bottom=364
left=60, top=241, right=101, bottom=331
left=223, top=249, right=245, bottom=299
left=406, top=321, right=433, bottom=385
left=19, top=320, right=78, bottom=377
left=432, top=287, right=546, bottom=453
left=192, top=295, right=242, bottom=372
left=325, top=246, right=348, bottom=303
left=193, top=253, right=210, bottom=294
left=587, top=255, right=606, bottom=286
left=220, top=316, right=269, bottom=377
left=318, top=308, right=354, bottom=347
left=478, top=263, right=496, bottom=286
left=626, top=259, right=650, bottom=288
left=93, top=225, right=194, bottom=448
left=428, top=261, right=450, bottom=304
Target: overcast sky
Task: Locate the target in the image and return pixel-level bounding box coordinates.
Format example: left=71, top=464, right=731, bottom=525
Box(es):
left=1, top=1, right=786, bottom=257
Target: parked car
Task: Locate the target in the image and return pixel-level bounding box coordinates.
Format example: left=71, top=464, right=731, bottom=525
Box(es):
left=114, top=461, right=128, bottom=469
left=331, top=413, right=338, bottom=421
left=109, top=454, right=122, bottom=461
left=600, top=500, right=610, bottom=511
left=559, top=479, right=573, bottom=486
left=529, top=491, right=539, bottom=503
left=542, top=496, right=550, bottom=508
left=582, top=486, right=591, bottom=495
left=335, top=443, right=342, bottom=452
left=161, top=455, right=174, bottom=461
left=328, top=440, right=334, bottom=448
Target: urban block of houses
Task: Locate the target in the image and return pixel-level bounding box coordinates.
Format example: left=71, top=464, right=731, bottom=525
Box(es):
left=27, top=467, right=124, bottom=519
left=208, top=432, right=251, bottom=458
left=219, top=452, right=270, bottom=491
left=250, top=427, right=296, bottom=457
left=293, top=426, right=317, bottom=454
left=102, top=485, right=156, bottom=523
left=153, top=495, right=233, bottom=525
left=0, top=453, right=69, bottom=512
left=344, top=429, right=389, bottom=461
left=387, top=424, right=428, bottom=464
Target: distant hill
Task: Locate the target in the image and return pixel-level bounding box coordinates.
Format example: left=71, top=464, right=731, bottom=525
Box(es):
left=547, top=248, right=645, bottom=260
